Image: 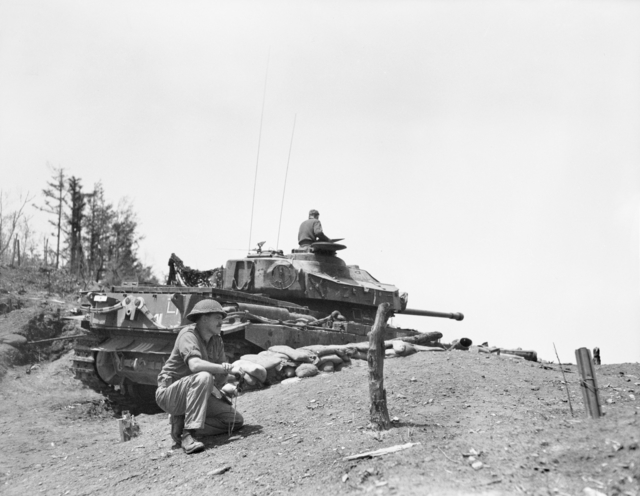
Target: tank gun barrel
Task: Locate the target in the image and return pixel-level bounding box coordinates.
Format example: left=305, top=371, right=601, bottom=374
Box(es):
left=399, top=308, right=464, bottom=321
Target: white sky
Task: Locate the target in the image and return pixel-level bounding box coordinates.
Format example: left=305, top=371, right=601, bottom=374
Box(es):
left=1, top=1, right=638, bottom=364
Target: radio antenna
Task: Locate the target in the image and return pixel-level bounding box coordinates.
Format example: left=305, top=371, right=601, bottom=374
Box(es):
left=276, top=114, right=297, bottom=251
left=248, top=51, right=270, bottom=253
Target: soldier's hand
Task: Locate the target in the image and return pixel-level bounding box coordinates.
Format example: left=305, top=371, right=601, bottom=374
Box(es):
left=230, top=364, right=244, bottom=378
left=221, top=383, right=238, bottom=398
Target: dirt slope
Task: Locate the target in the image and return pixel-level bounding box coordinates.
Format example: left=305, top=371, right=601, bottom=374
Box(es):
left=0, top=348, right=638, bottom=496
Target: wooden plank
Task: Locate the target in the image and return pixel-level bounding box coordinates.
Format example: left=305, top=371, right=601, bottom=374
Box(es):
left=575, top=347, right=602, bottom=419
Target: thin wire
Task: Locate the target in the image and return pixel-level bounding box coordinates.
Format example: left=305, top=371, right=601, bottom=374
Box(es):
left=228, top=393, right=238, bottom=437
left=553, top=342, right=574, bottom=416
left=248, top=51, right=270, bottom=253
left=227, top=368, right=245, bottom=437
left=276, top=114, right=297, bottom=251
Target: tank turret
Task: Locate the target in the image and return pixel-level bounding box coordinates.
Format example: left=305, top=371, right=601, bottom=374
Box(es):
left=220, top=241, right=462, bottom=325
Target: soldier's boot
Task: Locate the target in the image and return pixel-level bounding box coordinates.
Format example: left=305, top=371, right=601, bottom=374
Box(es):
left=181, top=430, right=205, bottom=455
left=170, top=414, right=185, bottom=450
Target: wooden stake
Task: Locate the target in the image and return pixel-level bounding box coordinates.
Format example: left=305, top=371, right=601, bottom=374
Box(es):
left=368, top=302, right=393, bottom=430
left=575, top=347, right=602, bottom=419
left=118, top=411, right=140, bottom=441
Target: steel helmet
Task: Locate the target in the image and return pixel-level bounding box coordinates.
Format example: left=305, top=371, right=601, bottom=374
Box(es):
left=309, top=209, right=319, bottom=217
left=186, top=299, right=227, bottom=322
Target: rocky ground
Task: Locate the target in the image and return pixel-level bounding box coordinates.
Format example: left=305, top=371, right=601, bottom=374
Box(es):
left=0, top=265, right=638, bottom=495
left=0, top=346, right=638, bottom=495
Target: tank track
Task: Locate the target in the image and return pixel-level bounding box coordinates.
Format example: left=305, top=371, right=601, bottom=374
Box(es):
left=72, top=334, right=162, bottom=414
left=72, top=334, right=111, bottom=393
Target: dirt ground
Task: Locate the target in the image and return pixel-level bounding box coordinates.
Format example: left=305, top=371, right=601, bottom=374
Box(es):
left=0, top=345, right=638, bottom=496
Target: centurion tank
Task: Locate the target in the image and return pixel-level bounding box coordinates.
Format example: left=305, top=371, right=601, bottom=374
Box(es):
left=72, top=240, right=463, bottom=398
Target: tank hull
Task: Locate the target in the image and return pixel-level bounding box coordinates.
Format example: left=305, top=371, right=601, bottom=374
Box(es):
left=72, top=285, right=419, bottom=394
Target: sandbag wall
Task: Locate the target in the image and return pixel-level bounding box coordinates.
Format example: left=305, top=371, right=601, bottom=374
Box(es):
left=230, top=339, right=436, bottom=387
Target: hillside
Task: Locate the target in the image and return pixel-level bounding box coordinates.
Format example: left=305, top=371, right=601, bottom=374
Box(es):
left=1, top=265, right=638, bottom=495
left=0, top=344, right=638, bottom=495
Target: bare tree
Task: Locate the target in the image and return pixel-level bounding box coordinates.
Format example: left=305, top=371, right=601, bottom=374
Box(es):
left=0, top=191, right=33, bottom=264
left=36, top=166, right=66, bottom=268
left=18, top=216, right=36, bottom=263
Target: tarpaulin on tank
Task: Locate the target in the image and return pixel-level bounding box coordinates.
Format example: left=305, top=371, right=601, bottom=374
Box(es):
left=221, top=321, right=249, bottom=335
left=307, top=272, right=393, bottom=292
left=91, top=337, right=173, bottom=354
left=306, top=272, right=398, bottom=307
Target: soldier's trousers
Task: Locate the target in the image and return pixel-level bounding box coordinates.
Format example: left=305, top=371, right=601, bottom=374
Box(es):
left=156, top=371, right=244, bottom=435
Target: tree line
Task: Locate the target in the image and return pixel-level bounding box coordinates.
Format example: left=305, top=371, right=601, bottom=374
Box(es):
left=0, top=165, right=157, bottom=286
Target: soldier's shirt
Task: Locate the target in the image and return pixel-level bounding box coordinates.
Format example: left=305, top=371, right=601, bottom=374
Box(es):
left=298, top=218, right=329, bottom=245
left=158, top=324, right=226, bottom=383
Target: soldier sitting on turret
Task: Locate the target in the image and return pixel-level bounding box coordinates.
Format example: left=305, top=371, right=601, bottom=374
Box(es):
left=298, top=209, right=330, bottom=250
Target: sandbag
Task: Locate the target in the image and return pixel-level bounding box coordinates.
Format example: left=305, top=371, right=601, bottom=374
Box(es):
left=243, top=373, right=257, bottom=386
left=258, top=350, right=298, bottom=369
left=319, top=361, right=334, bottom=372
left=413, top=344, right=445, bottom=352
left=269, top=345, right=318, bottom=364
left=352, top=350, right=368, bottom=360
left=392, top=341, right=417, bottom=357
left=0, top=334, right=27, bottom=347
left=259, top=350, right=290, bottom=362
left=282, top=365, right=297, bottom=378
left=231, top=359, right=267, bottom=383
left=317, top=354, right=343, bottom=367
left=335, top=351, right=352, bottom=365
left=302, top=344, right=351, bottom=357
left=0, top=343, right=19, bottom=362
left=385, top=348, right=398, bottom=358
left=352, top=342, right=370, bottom=352
left=295, top=363, right=319, bottom=378
left=241, top=354, right=282, bottom=371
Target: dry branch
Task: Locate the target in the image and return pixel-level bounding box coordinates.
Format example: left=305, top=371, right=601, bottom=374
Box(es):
left=343, top=442, right=421, bottom=461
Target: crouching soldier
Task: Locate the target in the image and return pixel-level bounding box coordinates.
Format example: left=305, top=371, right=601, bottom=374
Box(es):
left=156, top=299, right=243, bottom=454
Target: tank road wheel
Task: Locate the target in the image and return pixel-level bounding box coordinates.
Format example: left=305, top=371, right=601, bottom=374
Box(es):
left=94, top=351, right=120, bottom=385
left=95, top=351, right=159, bottom=403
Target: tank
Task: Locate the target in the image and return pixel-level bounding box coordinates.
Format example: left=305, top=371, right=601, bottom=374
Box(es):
left=72, top=241, right=463, bottom=398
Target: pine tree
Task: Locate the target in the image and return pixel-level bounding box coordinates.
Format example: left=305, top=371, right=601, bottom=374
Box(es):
left=83, top=182, right=113, bottom=282
left=105, top=199, right=139, bottom=284
left=36, top=166, right=66, bottom=268
left=64, top=176, right=86, bottom=276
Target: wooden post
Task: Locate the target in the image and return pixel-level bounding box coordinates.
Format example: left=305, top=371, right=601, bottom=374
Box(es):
left=43, top=237, right=48, bottom=266
left=14, top=238, right=21, bottom=266
left=118, top=411, right=140, bottom=441
left=368, top=302, right=393, bottom=430
left=10, top=238, right=17, bottom=266
left=575, top=347, right=602, bottom=419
